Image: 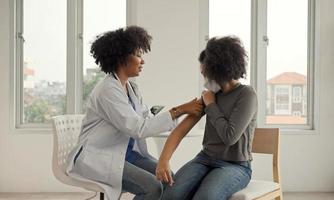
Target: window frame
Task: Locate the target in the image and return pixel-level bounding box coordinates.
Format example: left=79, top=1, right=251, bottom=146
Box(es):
left=10, top=0, right=131, bottom=133
left=200, top=0, right=319, bottom=132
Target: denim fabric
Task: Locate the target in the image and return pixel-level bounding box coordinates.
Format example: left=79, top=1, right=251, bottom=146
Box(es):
left=122, top=155, right=163, bottom=200
left=126, top=149, right=147, bottom=164
left=162, top=151, right=252, bottom=200
left=125, top=138, right=136, bottom=162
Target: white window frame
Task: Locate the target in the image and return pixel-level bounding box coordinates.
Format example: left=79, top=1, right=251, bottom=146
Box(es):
left=200, top=0, right=319, bottom=132
left=10, top=0, right=131, bottom=133
left=256, top=0, right=318, bottom=131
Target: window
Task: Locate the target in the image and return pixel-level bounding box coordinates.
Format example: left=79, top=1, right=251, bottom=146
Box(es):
left=293, top=111, right=302, bottom=117
left=204, top=0, right=316, bottom=130
left=12, top=0, right=127, bottom=130
left=264, top=0, right=312, bottom=127
left=16, top=0, right=67, bottom=127
left=292, top=86, right=302, bottom=103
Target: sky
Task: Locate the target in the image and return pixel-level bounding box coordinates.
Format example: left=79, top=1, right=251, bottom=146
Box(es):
left=24, top=0, right=308, bottom=83
left=24, top=0, right=67, bottom=83
left=24, top=0, right=126, bottom=83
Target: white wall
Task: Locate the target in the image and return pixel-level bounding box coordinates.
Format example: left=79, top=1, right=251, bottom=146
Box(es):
left=0, top=0, right=334, bottom=192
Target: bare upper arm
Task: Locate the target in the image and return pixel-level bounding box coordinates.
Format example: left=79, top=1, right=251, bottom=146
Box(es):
left=170, top=114, right=202, bottom=139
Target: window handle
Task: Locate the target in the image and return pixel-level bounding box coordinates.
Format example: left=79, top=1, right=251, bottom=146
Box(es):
left=18, top=32, right=25, bottom=42
left=263, top=35, right=269, bottom=46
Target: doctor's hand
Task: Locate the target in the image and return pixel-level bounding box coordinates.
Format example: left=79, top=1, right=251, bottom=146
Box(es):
left=179, top=98, right=203, bottom=116
left=169, top=98, right=203, bottom=120
left=156, top=159, right=174, bottom=186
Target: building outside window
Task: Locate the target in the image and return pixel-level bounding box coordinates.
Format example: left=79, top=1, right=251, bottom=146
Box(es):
left=266, top=72, right=307, bottom=124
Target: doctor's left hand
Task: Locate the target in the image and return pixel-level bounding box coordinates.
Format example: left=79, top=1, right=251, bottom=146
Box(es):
left=180, top=98, right=203, bottom=116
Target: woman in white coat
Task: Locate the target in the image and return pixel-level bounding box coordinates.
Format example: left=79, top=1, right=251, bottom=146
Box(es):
left=66, top=26, right=203, bottom=200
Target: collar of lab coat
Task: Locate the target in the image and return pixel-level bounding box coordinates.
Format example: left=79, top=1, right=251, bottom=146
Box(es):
left=109, top=73, right=142, bottom=115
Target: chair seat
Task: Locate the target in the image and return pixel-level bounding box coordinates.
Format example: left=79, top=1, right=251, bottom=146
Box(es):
left=230, top=180, right=280, bottom=200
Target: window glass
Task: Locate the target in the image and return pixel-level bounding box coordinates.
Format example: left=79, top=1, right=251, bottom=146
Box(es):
left=23, top=0, right=66, bottom=123
left=82, top=0, right=126, bottom=112
left=266, top=0, right=308, bottom=125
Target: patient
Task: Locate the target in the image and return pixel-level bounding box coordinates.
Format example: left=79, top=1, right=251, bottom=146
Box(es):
left=156, top=36, right=258, bottom=200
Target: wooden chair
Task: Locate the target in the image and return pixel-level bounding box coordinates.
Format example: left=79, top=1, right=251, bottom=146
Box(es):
left=52, top=115, right=105, bottom=200
left=230, top=128, right=282, bottom=200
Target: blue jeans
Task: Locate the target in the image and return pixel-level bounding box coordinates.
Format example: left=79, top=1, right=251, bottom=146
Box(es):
left=162, top=151, right=252, bottom=200
left=122, top=153, right=163, bottom=200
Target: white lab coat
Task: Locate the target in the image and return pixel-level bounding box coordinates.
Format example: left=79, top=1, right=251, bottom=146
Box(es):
left=66, top=74, right=176, bottom=200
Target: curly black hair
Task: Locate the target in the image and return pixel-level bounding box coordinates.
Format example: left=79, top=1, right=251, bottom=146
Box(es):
left=90, top=26, right=152, bottom=74
left=204, top=36, right=247, bottom=84
left=198, top=50, right=206, bottom=64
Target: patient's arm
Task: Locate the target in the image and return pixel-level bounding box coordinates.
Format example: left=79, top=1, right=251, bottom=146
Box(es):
left=155, top=114, right=202, bottom=185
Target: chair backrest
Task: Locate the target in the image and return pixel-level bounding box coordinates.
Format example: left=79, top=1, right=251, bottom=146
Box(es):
left=52, top=114, right=85, bottom=181
left=252, top=128, right=280, bottom=183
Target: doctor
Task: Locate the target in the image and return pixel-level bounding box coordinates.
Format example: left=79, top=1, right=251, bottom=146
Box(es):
left=66, top=26, right=203, bottom=200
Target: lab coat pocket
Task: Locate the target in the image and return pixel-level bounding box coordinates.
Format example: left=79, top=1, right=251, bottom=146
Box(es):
left=77, top=148, right=112, bottom=184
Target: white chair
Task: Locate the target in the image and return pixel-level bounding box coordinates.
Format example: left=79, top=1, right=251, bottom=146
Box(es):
left=230, top=128, right=283, bottom=200
left=52, top=114, right=105, bottom=200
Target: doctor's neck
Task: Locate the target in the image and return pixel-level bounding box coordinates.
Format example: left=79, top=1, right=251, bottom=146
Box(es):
left=115, top=69, right=128, bottom=87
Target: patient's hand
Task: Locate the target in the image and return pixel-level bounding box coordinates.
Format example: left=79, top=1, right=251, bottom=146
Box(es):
left=156, top=159, right=174, bottom=186
left=202, top=90, right=215, bottom=106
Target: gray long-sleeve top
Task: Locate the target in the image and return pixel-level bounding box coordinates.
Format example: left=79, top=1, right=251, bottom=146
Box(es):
left=203, top=84, right=258, bottom=161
